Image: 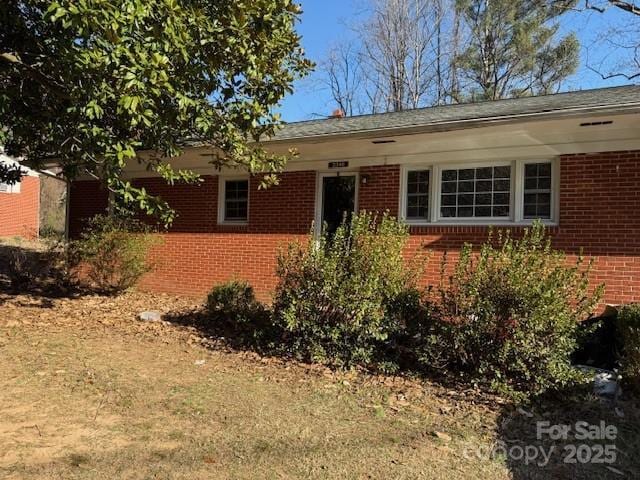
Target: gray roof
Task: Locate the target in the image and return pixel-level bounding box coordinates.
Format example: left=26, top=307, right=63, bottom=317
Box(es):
left=274, top=85, right=640, bottom=141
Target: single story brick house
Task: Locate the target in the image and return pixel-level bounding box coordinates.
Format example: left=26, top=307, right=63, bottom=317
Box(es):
left=0, top=154, right=40, bottom=239
left=69, top=85, right=640, bottom=306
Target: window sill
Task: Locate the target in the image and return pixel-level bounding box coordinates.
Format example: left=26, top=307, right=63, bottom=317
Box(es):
left=217, top=221, right=249, bottom=226
left=403, top=219, right=558, bottom=227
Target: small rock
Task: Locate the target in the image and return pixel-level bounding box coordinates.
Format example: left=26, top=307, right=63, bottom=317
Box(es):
left=432, top=431, right=452, bottom=443
left=194, top=359, right=206, bottom=366
left=594, top=370, right=620, bottom=398
left=138, top=311, right=162, bottom=322
left=517, top=407, right=534, bottom=418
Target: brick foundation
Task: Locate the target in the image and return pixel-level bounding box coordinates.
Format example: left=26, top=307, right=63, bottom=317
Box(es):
left=69, top=150, right=640, bottom=306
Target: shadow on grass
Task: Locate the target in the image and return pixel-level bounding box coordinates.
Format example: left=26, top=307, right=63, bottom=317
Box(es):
left=163, top=305, right=640, bottom=479
left=0, top=242, right=93, bottom=305
left=163, top=306, right=285, bottom=358
left=493, top=386, right=640, bottom=480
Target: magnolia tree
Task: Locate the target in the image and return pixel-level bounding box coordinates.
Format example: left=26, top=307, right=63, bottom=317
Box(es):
left=0, top=0, right=312, bottom=224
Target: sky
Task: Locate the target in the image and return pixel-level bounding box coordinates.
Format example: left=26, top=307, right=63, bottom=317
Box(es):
left=278, top=1, right=633, bottom=122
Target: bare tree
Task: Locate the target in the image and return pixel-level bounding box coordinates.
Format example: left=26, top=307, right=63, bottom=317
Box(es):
left=319, top=0, right=584, bottom=115
left=581, top=0, right=640, bottom=80
left=359, top=0, right=449, bottom=111
left=319, top=0, right=454, bottom=114
left=321, top=44, right=365, bottom=116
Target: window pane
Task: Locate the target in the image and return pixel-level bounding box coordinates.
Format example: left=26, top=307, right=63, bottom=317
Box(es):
left=523, top=162, right=552, bottom=219
left=537, top=203, right=551, bottom=218
left=459, top=169, right=474, bottom=180
left=458, top=194, right=473, bottom=206
left=493, top=192, right=510, bottom=205
left=538, top=177, right=551, bottom=190
left=442, top=194, right=457, bottom=206
left=538, top=163, right=551, bottom=177
left=524, top=178, right=537, bottom=190
left=525, top=163, right=538, bottom=177
left=476, top=180, right=492, bottom=192
left=493, top=179, right=510, bottom=191
left=494, top=166, right=510, bottom=178
left=440, top=165, right=512, bottom=219
left=224, top=180, right=248, bottom=221
left=442, top=170, right=457, bottom=182
left=476, top=167, right=492, bottom=179
left=524, top=204, right=536, bottom=217
left=538, top=193, right=551, bottom=204
left=475, top=206, right=491, bottom=217
left=442, top=181, right=457, bottom=193
left=493, top=205, right=510, bottom=217
left=458, top=206, right=473, bottom=217
left=475, top=193, right=491, bottom=205
left=441, top=207, right=456, bottom=217
left=407, top=206, right=419, bottom=218
left=459, top=181, right=474, bottom=193
left=406, top=170, right=430, bottom=220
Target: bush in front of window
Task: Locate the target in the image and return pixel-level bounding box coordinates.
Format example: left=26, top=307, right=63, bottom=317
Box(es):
left=272, top=211, right=424, bottom=370
left=417, top=221, right=604, bottom=400
left=616, top=304, right=640, bottom=396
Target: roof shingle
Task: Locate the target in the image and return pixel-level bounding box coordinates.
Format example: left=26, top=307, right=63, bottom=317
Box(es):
left=274, top=85, right=640, bottom=141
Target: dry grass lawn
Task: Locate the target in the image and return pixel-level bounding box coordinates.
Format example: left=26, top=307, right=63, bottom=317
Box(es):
left=0, top=291, right=638, bottom=479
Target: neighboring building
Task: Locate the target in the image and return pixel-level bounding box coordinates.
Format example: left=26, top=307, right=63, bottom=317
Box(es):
left=69, top=85, right=640, bottom=306
left=0, top=154, right=40, bottom=239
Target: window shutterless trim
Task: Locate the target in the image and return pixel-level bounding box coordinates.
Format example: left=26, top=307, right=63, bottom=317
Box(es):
left=399, top=165, right=433, bottom=224
left=399, top=159, right=559, bottom=226
left=217, top=175, right=249, bottom=225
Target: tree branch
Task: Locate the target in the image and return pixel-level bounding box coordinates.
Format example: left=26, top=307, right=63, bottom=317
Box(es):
left=0, top=52, right=70, bottom=99
left=607, top=0, right=640, bottom=15
left=584, top=0, right=640, bottom=15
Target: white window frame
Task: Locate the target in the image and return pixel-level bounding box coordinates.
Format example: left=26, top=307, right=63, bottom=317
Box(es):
left=399, top=166, right=434, bottom=225
left=515, top=159, right=560, bottom=223
left=399, top=159, right=559, bottom=226
left=314, top=170, right=360, bottom=233
left=217, top=175, right=250, bottom=225
left=0, top=180, right=21, bottom=194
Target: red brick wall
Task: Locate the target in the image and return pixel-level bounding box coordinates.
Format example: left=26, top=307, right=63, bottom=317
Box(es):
left=134, top=172, right=316, bottom=297
left=357, top=152, right=640, bottom=306
left=68, top=172, right=316, bottom=298
left=0, top=176, right=40, bottom=239
left=68, top=180, right=109, bottom=236
left=68, top=150, right=640, bottom=305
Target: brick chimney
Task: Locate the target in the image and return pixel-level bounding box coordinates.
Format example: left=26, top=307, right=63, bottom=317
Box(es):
left=329, top=108, right=345, bottom=119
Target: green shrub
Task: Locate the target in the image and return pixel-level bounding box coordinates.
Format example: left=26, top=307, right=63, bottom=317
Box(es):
left=205, top=280, right=276, bottom=347
left=76, top=214, right=160, bottom=294
left=617, top=304, right=640, bottom=396
left=207, top=280, right=263, bottom=325
left=273, top=211, right=423, bottom=368
left=419, top=221, right=603, bottom=399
